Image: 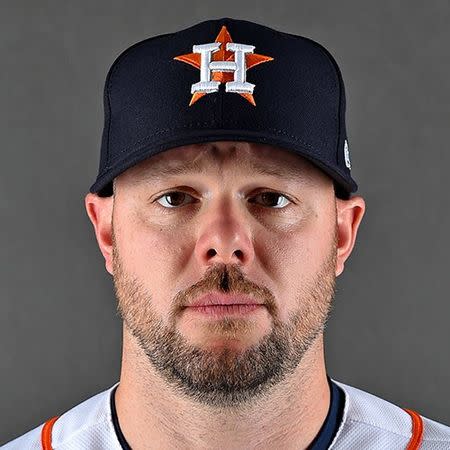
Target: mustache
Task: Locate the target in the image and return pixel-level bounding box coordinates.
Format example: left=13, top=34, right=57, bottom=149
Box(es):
left=176, top=263, right=274, bottom=311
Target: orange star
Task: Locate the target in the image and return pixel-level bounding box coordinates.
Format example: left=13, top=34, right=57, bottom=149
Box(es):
left=174, top=26, right=274, bottom=106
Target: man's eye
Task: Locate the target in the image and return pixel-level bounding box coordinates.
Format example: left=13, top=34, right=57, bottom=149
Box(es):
left=155, top=191, right=195, bottom=208
left=154, top=191, right=291, bottom=209
left=249, top=191, right=291, bottom=208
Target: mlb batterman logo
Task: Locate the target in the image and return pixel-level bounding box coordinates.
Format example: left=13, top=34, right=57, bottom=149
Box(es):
left=174, top=26, right=274, bottom=106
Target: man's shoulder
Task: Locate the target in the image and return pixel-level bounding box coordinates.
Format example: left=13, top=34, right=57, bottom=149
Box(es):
left=331, top=378, right=450, bottom=449
left=1, top=382, right=120, bottom=450
left=3, top=379, right=450, bottom=449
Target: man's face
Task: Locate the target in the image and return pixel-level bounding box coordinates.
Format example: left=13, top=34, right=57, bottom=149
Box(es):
left=110, top=141, right=338, bottom=409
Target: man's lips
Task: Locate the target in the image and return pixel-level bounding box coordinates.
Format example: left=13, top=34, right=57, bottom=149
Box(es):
left=187, top=293, right=263, bottom=307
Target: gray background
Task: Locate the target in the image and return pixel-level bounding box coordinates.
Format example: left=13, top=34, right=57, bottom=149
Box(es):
left=1, top=0, right=449, bottom=444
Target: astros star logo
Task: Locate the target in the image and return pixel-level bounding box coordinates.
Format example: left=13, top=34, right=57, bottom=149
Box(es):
left=174, top=26, right=274, bottom=106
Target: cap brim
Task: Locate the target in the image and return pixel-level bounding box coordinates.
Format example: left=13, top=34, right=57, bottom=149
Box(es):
left=90, top=129, right=358, bottom=195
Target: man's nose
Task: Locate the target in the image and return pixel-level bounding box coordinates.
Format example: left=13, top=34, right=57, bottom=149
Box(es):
left=193, top=201, right=256, bottom=268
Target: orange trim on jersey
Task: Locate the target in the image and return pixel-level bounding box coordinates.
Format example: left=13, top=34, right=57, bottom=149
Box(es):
left=41, top=416, right=59, bottom=450
left=403, top=408, right=424, bottom=449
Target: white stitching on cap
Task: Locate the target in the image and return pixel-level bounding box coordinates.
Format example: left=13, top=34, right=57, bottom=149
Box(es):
left=344, top=139, right=351, bottom=169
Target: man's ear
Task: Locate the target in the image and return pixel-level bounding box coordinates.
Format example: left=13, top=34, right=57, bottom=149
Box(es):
left=85, top=193, right=114, bottom=275
left=335, top=195, right=366, bottom=276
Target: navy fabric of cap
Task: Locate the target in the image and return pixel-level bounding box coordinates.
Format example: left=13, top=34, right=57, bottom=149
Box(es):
left=89, top=17, right=358, bottom=198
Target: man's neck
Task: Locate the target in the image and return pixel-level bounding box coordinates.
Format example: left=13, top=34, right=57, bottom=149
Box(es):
left=114, top=330, right=331, bottom=450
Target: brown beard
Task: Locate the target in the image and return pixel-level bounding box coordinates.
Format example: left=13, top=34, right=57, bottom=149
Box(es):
left=111, top=226, right=337, bottom=409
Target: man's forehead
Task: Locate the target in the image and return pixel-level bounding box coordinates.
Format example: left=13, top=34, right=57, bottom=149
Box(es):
left=122, top=141, right=322, bottom=183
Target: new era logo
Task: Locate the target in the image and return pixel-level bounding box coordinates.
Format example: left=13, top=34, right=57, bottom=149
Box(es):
left=344, top=139, right=351, bottom=169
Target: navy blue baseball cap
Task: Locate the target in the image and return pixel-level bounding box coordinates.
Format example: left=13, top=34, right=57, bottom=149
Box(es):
left=89, top=17, right=358, bottom=198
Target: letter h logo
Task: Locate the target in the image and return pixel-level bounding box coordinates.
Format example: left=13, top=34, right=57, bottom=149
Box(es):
left=174, top=26, right=273, bottom=106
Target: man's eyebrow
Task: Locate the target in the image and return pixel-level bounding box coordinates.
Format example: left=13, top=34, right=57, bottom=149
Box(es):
left=138, top=159, right=306, bottom=183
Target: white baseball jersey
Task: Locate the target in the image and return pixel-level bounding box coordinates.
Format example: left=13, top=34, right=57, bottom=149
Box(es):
left=3, top=378, right=450, bottom=449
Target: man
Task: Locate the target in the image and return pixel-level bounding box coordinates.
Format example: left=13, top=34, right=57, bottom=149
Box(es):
left=4, top=17, right=450, bottom=450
